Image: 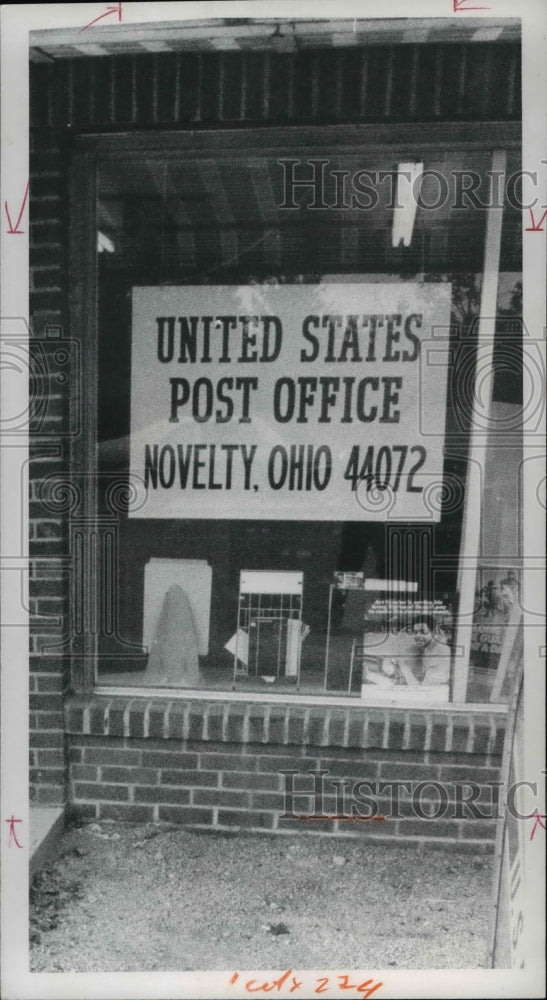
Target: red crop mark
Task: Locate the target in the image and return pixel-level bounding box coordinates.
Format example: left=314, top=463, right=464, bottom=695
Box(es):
left=530, top=811, right=547, bottom=840
left=4, top=180, right=29, bottom=235
left=525, top=208, right=547, bottom=232
left=453, top=0, right=490, bottom=10
left=5, top=815, right=23, bottom=848
left=79, top=2, right=123, bottom=33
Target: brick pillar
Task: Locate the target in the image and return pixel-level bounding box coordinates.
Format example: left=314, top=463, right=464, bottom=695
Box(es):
left=29, top=126, right=71, bottom=805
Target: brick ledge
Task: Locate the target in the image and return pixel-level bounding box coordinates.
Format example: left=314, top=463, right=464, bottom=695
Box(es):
left=65, top=694, right=506, bottom=755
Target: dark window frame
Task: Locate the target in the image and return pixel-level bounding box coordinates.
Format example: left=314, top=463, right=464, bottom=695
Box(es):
left=68, top=121, right=521, bottom=704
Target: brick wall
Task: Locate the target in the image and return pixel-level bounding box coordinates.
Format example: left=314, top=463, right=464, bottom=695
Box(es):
left=29, top=43, right=518, bottom=809
left=65, top=697, right=505, bottom=847
left=29, top=125, right=72, bottom=806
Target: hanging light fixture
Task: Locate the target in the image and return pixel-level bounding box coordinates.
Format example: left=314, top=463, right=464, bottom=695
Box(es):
left=391, top=161, right=424, bottom=248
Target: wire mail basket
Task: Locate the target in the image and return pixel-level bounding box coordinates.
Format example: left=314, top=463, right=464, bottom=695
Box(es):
left=232, top=570, right=304, bottom=689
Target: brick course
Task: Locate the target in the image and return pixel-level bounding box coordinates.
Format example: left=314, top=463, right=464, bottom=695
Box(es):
left=66, top=697, right=504, bottom=846
left=65, top=697, right=507, bottom=756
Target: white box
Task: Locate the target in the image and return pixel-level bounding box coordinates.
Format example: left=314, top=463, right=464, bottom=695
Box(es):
left=143, top=558, right=212, bottom=656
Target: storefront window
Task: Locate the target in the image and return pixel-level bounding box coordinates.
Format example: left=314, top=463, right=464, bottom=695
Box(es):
left=85, top=134, right=521, bottom=703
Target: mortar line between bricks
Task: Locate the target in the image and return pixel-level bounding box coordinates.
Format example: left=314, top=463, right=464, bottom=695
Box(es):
left=242, top=703, right=250, bottom=744
left=321, top=710, right=329, bottom=746
left=382, top=711, right=389, bottom=749
left=362, top=712, right=369, bottom=749
left=342, top=709, right=350, bottom=748
left=402, top=710, right=410, bottom=750
left=446, top=715, right=454, bottom=752
left=203, top=704, right=210, bottom=742
left=354, top=713, right=365, bottom=751
left=425, top=714, right=432, bottom=751
left=264, top=704, right=271, bottom=744
left=142, top=704, right=149, bottom=739
left=488, top=716, right=496, bottom=757
left=181, top=702, right=189, bottom=740
left=303, top=706, right=310, bottom=745
left=32, top=268, right=62, bottom=278
left=221, top=702, right=229, bottom=742
left=282, top=706, right=289, bottom=746
left=163, top=703, right=172, bottom=739
left=123, top=703, right=131, bottom=738
left=468, top=716, right=475, bottom=753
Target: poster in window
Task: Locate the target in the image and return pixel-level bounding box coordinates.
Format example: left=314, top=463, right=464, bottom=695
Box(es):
left=471, top=567, right=521, bottom=671
left=359, top=592, right=452, bottom=704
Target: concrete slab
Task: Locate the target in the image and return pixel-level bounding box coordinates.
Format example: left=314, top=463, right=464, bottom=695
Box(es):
left=30, top=807, right=65, bottom=878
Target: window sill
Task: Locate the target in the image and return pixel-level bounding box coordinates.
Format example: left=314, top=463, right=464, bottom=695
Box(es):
left=94, top=684, right=508, bottom=712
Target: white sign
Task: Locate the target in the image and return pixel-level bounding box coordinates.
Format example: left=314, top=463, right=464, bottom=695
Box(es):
left=130, top=283, right=451, bottom=520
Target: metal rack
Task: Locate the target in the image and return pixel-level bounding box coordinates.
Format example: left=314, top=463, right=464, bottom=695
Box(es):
left=232, top=570, right=303, bottom=689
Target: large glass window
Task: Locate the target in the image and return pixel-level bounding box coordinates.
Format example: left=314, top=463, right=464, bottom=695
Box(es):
left=86, top=134, right=521, bottom=703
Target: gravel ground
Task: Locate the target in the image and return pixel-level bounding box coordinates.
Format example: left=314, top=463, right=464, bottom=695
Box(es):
left=30, top=821, right=493, bottom=973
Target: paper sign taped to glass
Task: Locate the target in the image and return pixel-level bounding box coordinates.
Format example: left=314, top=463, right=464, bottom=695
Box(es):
left=129, top=282, right=451, bottom=521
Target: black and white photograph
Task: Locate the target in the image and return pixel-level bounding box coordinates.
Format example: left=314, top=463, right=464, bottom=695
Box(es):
left=0, top=2, right=545, bottom=998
